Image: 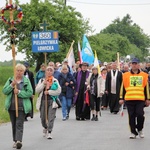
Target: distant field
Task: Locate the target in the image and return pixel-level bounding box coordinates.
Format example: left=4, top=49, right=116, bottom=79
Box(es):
left=0, top=66, right=38, bottom=123
left=0, top=66, right=13, bottom=85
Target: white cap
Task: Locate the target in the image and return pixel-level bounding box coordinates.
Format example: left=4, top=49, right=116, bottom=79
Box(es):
left=103, top=62, right=107, bottom=66
left=63, top=58, right=68, bottom=63
left=100, top=66, right=106, bottom=71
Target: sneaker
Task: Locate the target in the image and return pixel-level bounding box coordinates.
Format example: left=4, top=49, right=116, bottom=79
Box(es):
left=76, top=116, right=80, bottom=120
left=129, top=133, right=137, bottom=139
left=43, top=128, right=47, bottom=137
left=62, top=117, right=66, bottom=121
left=138, top=130, right=144, bottom=138
left=13, top=142, right=16, bottom=148
left=47, top=133, right=52, bottom=139
left=16, top=141, right=22, bottom=149
left=91, top=116, right=95, bottom=121
left=66, top=114, right=69, bottom=120
left=24, top=117, right=28, bottom=121
left=95, top=117, right=98, bottom=121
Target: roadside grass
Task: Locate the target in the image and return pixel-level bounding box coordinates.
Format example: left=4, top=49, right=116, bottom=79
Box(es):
left=0, top=66, right=13, bottom=123
left=0, top=86, right=10, bottom=123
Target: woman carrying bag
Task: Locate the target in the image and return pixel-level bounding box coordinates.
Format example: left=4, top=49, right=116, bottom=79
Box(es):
left=36, top=66, right=61, bottom=139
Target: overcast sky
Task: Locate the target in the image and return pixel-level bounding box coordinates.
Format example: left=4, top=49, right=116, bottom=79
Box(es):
left=1, top=0, right=150, bottom=61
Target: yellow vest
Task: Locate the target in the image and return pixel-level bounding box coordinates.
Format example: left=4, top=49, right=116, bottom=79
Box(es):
left=122, top=71, right=149, bottom=101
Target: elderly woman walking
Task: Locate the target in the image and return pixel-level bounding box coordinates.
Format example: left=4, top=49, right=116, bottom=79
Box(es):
left=2, top=63, right=33, bottom=149
left=58, top=65, right=76, bottom=120
left=87, top=66, right=105, bottom=121
left=36, top=66, right=61, bottom=139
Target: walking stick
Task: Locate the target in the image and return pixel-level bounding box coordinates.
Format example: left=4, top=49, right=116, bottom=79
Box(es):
left=1, top=0, right=23, bottom=117
left=12, top=46, right=18, bottom=117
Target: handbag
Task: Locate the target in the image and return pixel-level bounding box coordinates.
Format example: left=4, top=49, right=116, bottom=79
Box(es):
left=56, top=98, right=62, bottom=108
left=52, top=101, right=58, bottom=109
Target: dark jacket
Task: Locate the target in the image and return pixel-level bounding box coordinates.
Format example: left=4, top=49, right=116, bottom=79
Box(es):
left=24, top=69, right=35, bottom=95
left=105, top=70, right=122, bottom=96
left=58, top=72, right=76, bottom=99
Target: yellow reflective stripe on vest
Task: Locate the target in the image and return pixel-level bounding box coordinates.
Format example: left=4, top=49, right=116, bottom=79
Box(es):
left=126, top=91, right=143, bottom=95
left=125, top=95, right=145, bottom=100
left=125, top=87, right=144, bottom=91
left=125, top=87, right=145, bottom=100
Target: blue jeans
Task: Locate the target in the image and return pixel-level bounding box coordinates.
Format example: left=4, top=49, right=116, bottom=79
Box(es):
left=61, top=96, right=72, bottom=118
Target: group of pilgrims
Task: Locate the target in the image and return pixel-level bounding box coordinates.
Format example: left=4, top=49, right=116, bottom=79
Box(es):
left=2, top=57, right=150, bottom=149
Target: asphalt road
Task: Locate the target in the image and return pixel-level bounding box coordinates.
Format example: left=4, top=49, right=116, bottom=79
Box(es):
left=1, top=107, right=150, bottom=150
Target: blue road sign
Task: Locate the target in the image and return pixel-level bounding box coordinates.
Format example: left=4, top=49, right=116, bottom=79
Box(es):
left=32, top=31, right=59, bottom=53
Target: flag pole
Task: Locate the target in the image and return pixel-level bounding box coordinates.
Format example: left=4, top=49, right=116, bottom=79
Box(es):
left=117, top=52, right=120, bottom=71
left=66, top=40, right=75, bottom=58
left=117, top=52, right=124, bottom=116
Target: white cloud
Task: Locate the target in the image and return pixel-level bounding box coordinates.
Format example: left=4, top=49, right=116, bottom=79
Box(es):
left=68, top=0, right=150, bottom=35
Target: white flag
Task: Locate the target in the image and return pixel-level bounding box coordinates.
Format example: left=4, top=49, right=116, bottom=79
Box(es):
left=67, top=47, right=75, bottom=69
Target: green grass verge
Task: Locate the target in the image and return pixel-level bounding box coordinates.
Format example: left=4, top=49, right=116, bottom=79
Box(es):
left=0, top=86, right=9, bottom=123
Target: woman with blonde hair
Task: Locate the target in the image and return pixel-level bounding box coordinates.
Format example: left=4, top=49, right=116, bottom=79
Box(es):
left=58, top=65, right=76, bottom=120
left=2, top=63, right=33, bottom=149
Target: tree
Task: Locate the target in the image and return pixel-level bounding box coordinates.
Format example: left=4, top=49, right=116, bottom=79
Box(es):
left=101, top=14, right=150, bottom=59
left=0, top=0, right=91, bottom=71
left=88, top=33, right=143, bottom=62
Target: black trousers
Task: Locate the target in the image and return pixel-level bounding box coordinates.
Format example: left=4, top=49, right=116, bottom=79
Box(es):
left=9, top=110, right=25, bottom=142
left=109, top=93, right=120, bottom=113
left=90, top=94, right=100, bottom=111
left=75, top=91, right=90, bottom=120
left=126, top=100, right=145, bottom=135
left=101, top=93, right=109, bottom=107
